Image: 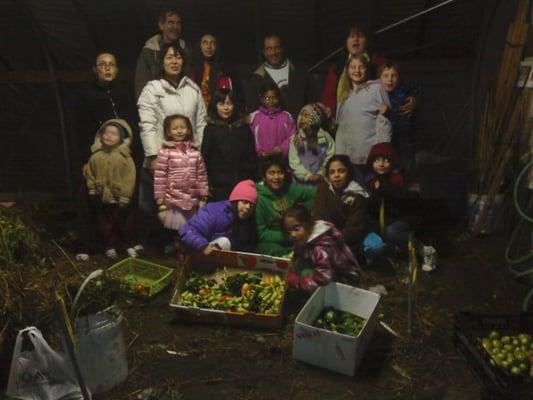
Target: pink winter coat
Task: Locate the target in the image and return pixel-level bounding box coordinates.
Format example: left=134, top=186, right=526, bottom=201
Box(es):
left=249, top=106, right=296, bottom=157
left=154, top=140, right=209, bottom=210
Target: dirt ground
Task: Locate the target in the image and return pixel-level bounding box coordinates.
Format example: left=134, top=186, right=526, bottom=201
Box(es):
left=1, top=206, right=531, bottom=400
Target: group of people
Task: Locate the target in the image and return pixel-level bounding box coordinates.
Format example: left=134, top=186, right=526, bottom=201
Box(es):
left=70, top=8, right=437, bottom=295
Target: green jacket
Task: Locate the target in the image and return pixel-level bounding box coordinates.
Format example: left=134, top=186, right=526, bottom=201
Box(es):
left=255, top=181, right=315, bottom=256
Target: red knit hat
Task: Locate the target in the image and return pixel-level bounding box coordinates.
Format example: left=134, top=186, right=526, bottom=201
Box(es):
left=366, top=142, right=400, bottom=167
left=229, top=180, right=257, bottom=205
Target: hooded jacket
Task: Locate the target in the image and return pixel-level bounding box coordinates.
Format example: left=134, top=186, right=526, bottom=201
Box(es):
left=255, top=181, right=315, bottom=256
left=137, top=76, right=207, bottom=166
left=289, top=220, right=361, bottom=293
left=86, top=119, right=136, bottom=206
left=134, top=34, right=187, bottom=98
left=312, top=179, right=369, bottom=249
left=179, top=200, right=255, bottom=252
left=249, top=106, right=295, bottom=158
left=154, top=140, right=209, bottom=210
left=201, top=116, right=257, bottom=201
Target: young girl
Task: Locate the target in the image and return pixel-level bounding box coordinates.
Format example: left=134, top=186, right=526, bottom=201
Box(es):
left=202, top=88, right=257, bottom=201
left=283, top=204, right=361, bottom=293
left=154, top=114, right=209, bottom=234
left=366, top=142, right=436, bottom=271
left=378, top=60, right=419, bottom=174
left=288, top=103, right=334, bottom=186
left=249, top=81, right=296, bottom=160
left=335, top=54, right=392, bottom=184
left=86, top=119, right=138, bottom=259
left=179, top=180, right=258, bottom=254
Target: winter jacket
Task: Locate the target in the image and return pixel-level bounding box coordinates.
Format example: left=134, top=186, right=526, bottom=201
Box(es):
left=383, top=83, right=420, bottom=145
left=335, top=81, right=392, bottom=165
left=137, top=77, right=207, bottom=166
left=249, top=106, right=296, bottom=158
left=190, top=63, right=244, bottom=109
left=179, top=200, right=255, bottom=252
left=153, top=140, right=209, bottom=210
left=288, top=220, right=361, bottom=293
left=86, top=119, right=136, bottom=206
left=312, top=179, right=369, bottom=250
left=289, top=128, right=335, bottom=184
left=201, top=117, right=258, bottom=201
left=134, top=34, right=188, bottom=98
left=255, top=181, right=315, bottom=256
left=245, top=60, right=308, bottom=118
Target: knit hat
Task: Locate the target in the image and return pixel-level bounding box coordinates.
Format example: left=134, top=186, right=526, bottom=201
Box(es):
left=366, top=142, right=399, bottom=167
left=297, top=104, right=323, bottom=134
left=229, top=180, right=258, bottom=205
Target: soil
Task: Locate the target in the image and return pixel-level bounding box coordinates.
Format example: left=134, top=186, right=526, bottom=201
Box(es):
left=1, top=210, right=531, bottom=400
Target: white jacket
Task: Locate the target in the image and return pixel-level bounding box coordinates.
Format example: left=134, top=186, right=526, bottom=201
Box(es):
left=137, top=77, right=207, bottom=167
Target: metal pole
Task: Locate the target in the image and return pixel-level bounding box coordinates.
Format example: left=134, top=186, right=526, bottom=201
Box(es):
left=308, top=0, right=458, bottom=72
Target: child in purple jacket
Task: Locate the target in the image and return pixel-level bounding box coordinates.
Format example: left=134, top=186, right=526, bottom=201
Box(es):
left=249, top=81, right=296, bottom=160
left=283, top=204, right=361, bottom=293
left=179, top=180, right=258, bottom=254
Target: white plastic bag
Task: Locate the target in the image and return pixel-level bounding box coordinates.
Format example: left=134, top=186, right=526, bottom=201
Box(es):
left=6, top=326, right=88, bottom=400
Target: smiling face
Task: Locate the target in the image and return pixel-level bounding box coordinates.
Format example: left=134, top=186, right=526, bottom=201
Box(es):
left=101, top=124, right=121, bottom=147
left=263, top=164, right=286, bottom=191
left=237, top=200, right=255, bottom=220
left=159, top=12, right=182, bottom=43
left=284, top=216, right=311, bottom=246
left=94, top=53, right=118, bottom=83
left=200, top=34, right=217, bottom=59
left=263, top=36, right=284, bottom=67
left=345, top=30, right=367, bottom=56
left=348, top=57, right=367, bottom=85
left=372, top=156, right=392, bottom=175
left=327, top=160, right=349, bottom=191
left=380, top=67, right=400, bottom=92
left=162, top=47, right=183, bottom=78
left=167, top=117, right=190, bottom=142
left=216, top=96, right=234, bottom=120
left=260, top=89, right=280, bottom=110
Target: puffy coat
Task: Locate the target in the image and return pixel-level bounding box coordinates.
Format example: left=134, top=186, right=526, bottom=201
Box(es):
left=153, top=140, right=209, bottom=210
left=288, top=220, right=361, bottom=293
left=137, top=77, right=207, bottom=166
left=249, top=106, right=295, bottom=157
left=179, top=200, right=255, bottom=252
left=86, top=119, right=136, bottom=206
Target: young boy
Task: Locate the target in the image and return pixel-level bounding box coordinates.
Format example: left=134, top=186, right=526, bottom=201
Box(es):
left=86, top=119, right=138, bottom=259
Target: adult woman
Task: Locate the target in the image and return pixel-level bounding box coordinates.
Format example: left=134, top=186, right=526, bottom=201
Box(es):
left=255, top=155, right=315, bottom=256
left=190, top=33, right=243, bottom=109
left=312, top=155, right=369, bottom=254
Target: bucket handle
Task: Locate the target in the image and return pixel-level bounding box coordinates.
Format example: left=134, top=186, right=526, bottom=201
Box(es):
left=71, top=269, right=104, bottom=317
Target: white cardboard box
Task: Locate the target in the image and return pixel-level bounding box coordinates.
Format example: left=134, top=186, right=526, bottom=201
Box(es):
left=292, top=283, right=381, bottom=376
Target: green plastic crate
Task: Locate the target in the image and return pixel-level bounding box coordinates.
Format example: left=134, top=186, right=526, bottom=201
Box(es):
left=107, top=257, right=174, bottom=297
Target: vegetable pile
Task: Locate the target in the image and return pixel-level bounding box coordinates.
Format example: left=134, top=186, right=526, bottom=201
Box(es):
left=313, top=307, right=366, bottom=337
left=480, top=330, right=533, bottom=376
left=178, top=271, right=285, bottom=314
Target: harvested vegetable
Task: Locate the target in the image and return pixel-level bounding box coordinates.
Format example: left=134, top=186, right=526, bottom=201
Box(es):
left=479, top=331, right=533, bottom=376
left=313, top=307, right=366, bottom=337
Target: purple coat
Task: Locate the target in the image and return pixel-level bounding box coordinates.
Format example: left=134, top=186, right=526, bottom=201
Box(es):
left=179, top=200, right=255, bottom=252
left=249, top=106, right=296, bottom=157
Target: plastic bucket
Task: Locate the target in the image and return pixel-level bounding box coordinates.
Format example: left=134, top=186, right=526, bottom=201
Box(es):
left=468, top=193, right=504, bottom=234
left=74, top=304, right=128, bottom=394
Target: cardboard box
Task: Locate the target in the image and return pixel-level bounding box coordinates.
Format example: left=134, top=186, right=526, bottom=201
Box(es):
left=169, top=250, right=290, bottom=329
left=293, top=283, right=380, bottom=376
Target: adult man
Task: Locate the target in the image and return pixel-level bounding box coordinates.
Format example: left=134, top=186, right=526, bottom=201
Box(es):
left=245, top=34, right=307, bottom=118
left=134, top=8, right=188, bottom=98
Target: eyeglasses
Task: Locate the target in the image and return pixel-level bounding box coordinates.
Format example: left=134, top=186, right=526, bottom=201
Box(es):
left=96, top=62, right=117, bottom=69
left=262, top=95, right=278, bottom=102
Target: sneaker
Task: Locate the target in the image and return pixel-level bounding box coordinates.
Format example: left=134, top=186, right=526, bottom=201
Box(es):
left=105, top=248, right=118, bottom=260
left=75, top=253, right=90, bottom=261
left=421, top=245, right=437, bottom=272
left=133, top=244, right=145, bottom=252
left=126, top=248, right=138, bottom=258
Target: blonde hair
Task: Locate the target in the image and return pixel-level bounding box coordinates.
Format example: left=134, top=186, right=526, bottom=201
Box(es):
left=337, top=53, right=370, bottom=105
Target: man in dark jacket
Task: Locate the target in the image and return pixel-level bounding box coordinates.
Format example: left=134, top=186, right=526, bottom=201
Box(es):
left=245, top=34, right=308, bottom=118
left=134, top=8, right=188, bottom=98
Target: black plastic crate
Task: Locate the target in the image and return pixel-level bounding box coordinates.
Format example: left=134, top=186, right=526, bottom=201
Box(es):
left=453, top=311, right=533, bottom=400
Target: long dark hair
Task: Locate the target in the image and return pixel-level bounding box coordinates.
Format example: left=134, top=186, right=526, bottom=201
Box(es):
left=159, top=42, right=188, bottom=80
left=207, top=88, right=243, bottom=122
left=191, top=33, right=230, bottom=94
left=325, top=155, right=354, bottom=184
left=335, top=23, right=372, bottom=75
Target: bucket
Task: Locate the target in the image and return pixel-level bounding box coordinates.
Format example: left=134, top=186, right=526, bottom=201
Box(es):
left=468, top=193, right=504, bottom=234
left=71, top=271, right=128, bottom=395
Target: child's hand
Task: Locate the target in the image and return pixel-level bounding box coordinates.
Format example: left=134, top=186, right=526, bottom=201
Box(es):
left=308, top=174, right=322, bottom=183
left=199, top=198, right=207, bottom=208
left=203, top=245, right=216, bottom=255
left=82, top=163, right=88, bottom=178
left=399, top=96, right=417, bottom=115
left=378, top=104, right=389, bottom=115
left=271, top=146, right=282, bottom=155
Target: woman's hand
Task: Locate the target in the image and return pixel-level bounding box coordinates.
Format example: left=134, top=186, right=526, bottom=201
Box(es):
left=149, top=156, right=158, bottom=172
left=378, top=104, right=389, bottom=115
left=399, top=96, right=417, bottom=115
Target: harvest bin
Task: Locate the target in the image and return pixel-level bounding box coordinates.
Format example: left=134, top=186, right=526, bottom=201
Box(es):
left=292, top=283, right=380, bottom=376
left=453, top=311, right=533, bottom=400
left=169, top=250, right=290, bottom=329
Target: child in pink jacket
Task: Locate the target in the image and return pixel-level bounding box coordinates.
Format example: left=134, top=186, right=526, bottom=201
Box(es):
left=154, top=114, right=209, bottom=231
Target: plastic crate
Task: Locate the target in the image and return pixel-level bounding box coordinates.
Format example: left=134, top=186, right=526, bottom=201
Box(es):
left=453, top=311, right=533, bottom=400
left=107, top=257, right=174, bottom=297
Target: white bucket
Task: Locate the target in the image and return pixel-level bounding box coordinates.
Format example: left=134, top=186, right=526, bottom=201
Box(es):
left=468, top=193, right=504, bottom=234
